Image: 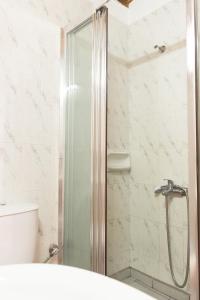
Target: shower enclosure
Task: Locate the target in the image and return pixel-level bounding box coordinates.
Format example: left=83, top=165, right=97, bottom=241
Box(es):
left=59, top=7, right=107, bottom=275
left=59, top=0, right=200, bottom=299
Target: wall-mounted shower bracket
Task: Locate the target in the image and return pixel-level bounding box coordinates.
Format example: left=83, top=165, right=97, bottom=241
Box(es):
left=154, top=45, right=166, bottom=53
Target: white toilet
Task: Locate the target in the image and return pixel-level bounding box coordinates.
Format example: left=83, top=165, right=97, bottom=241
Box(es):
left=0, top=202, right=39, bottom=265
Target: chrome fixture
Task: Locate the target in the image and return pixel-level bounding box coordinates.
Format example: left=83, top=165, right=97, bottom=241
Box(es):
left=155, top=179, right=186, bottom=196
left=154, top=45, right=166, bottom=53
left=43, top=244, right=62, bottom=263
left=155, top=179, right=190, bottom=288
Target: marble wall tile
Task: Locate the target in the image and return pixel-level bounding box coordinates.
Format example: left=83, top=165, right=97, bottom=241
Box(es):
left=129, top=182, right=161, bottom=223
left=107, top=0, right=189, bottom=292
left=129, top=48, right=188, bottom=183
left=159, top=224, right=189, bottom=290
left=107, top=216, right=131, bottom=275
left=107, top=54, right=129, bottom=150
left=128, top=0, right=186, bottom=61
left=107, top=217, right=131, bottom=252
left=108, top=16, right=129, bottom=61
left=128, top=47, right=188, bottom=291
left=130, top=217, right=160, bottom=279
left=0, top=2, right=60, bottom=262
left=0, top=0, right=94, bottom=28
left=107, top=249, right=131, bottom=276
left=0, top=142, right=25, bottom=202
left=107, top=41, right=131, bottom=273
left=107, top=174, right=130, bottom=220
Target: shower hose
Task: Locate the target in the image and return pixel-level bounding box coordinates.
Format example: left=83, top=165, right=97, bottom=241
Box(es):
left=165, top=188, right=190, bottom=288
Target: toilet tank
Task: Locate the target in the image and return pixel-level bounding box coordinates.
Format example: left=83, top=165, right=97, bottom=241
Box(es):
left=0, top=203, right=39, bottom=265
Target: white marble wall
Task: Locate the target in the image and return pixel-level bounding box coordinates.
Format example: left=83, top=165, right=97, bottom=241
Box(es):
left=107, top=54, right=131, bottom=275
left=0, top=0, right=95, bottom=263
left=128, top=0, right=188, bottom=288
left=127, top=0, right=186, bottom=61
left=108, top=17, right=129, bottom=61
left=107, top=0, right=189, bottom=290
left=1, top=0, right=93, bottom=27
left=0, top=1, right=60, bottom=262
left=129, top=47, right=188, bottom=287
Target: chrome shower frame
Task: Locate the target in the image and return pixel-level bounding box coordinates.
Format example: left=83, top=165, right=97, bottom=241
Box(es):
left=59, top=0, right=200, bottom=298
left=187, top=0, right=200, bottom=299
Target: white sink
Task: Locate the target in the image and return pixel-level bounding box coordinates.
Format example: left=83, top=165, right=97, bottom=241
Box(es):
left=0, top=264, right=154, bottom=300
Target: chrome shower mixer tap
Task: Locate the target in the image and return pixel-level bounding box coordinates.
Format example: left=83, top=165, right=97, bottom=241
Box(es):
left=154, top=179, right=186, bottom=196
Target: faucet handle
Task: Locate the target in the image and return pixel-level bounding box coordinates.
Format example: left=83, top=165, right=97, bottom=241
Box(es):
left=163, top=179, right=174, bottom=186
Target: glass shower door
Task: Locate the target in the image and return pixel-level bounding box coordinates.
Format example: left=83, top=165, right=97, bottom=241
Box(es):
left=62, top=7, right=107, bottom=273
left=64, top=20, right=93, bottom=270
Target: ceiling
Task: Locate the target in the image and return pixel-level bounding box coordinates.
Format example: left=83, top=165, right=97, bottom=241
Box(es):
left=90, top=0, right=172, bottom=25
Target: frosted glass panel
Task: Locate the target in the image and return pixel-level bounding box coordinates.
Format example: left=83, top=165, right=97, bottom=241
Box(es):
left=64, top=20, right=93, bottom=270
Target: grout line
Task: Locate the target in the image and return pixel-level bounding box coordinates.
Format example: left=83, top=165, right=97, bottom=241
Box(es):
left=77, top=34, right=186, bottom=69
left=109, top=52, right=129, bottom=67
left=126, top=40, right=186, bottom=68
left=109, top=39, right=186, bottom=69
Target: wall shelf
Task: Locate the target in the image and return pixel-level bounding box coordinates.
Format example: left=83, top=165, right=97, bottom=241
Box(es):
left=107, top=151, right=131, bottom=172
